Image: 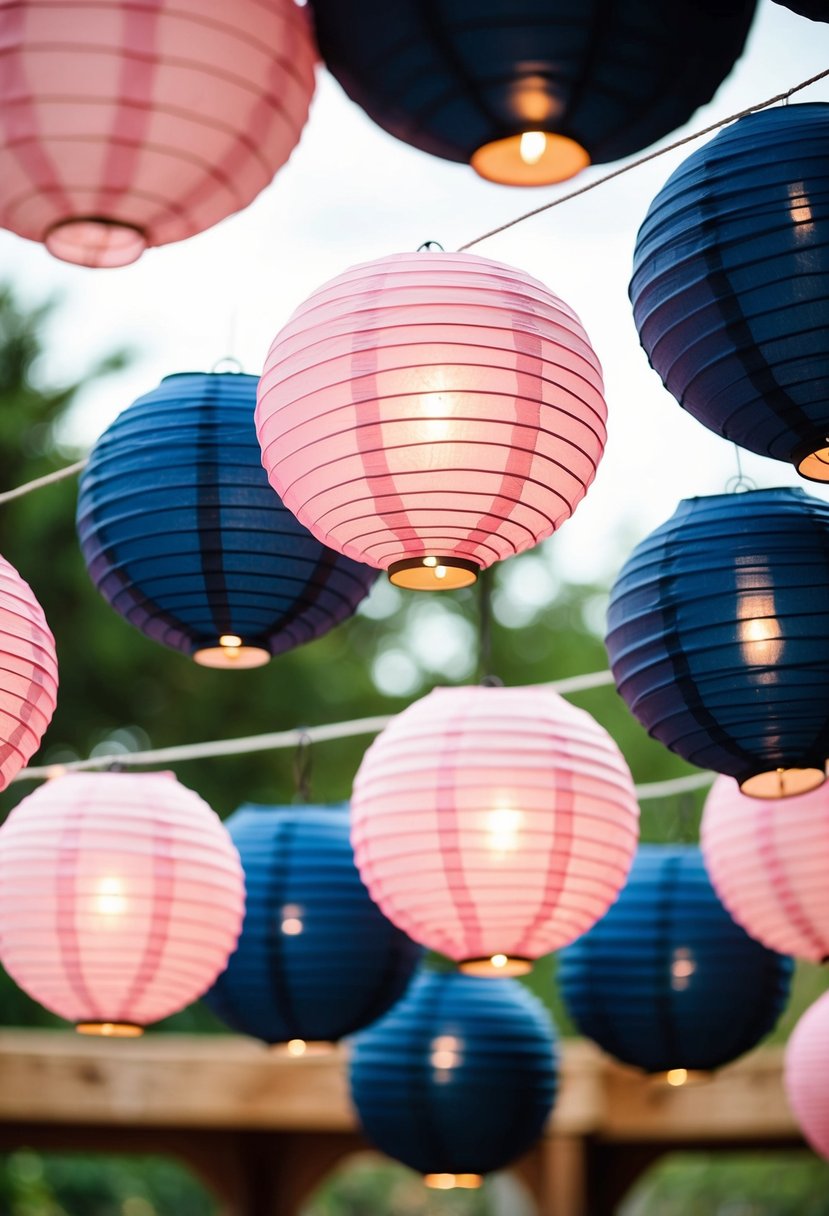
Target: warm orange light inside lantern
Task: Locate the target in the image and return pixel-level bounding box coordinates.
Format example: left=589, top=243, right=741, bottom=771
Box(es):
left=656, top=1068, right=711, bottom=1088
left=76, top=1021, right=144, bottom=1038
left=740, top=766, right=825, bottom=799
left=45, top=218, right=147, bottom=269
left=459, top=954, right=533, bottom=978
left=276, top=1039, right=334, bottom=1058
left=470, top=131, right=590, bottom=186
left=797, top=445, right=829, bottom=483
left=425, top=1174, right=483, bottom=1190
left=388, top=556, right=479, bottom=591
left=193, top=634, right=270, bottom=669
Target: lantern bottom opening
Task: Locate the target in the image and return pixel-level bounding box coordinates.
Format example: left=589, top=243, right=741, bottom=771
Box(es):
left=459, top=954, right=533, bottom=978
left=388, top=556, right=480, bottom=591
left=795, top=441, right=829, bottom=483
left=76, top=1021, right=144, bottom=1038
left=45, top=218, right=147, bottom=268
left=470, top=132, right=590, bottom=186
left=739, top=766, right=825, bottom=799
left=194, top=640, right=271, bottom=669
left=275, top=1039, right=334, bottom=1058
left=425, top=1174, right=483, bottom=1190
left=654, top=1068, right=712, bottom=1089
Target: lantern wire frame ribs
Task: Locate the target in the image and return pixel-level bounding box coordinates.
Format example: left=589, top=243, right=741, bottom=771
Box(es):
left=606, top=487, right=829, bottom=799
left=350, top=683, right=640, bottom=977
left=256, top=250, right=607, bottom=591
left=77, top=371, right=377, bottom=668
left=349, top=969, right=558, bottom=1189
left=0, top=771, right=245, bottom=1036
left=631, top=102, right=829, bottom=483
left=0, top=0, right=317, bottom=267
left=308, top=0, right=756, bottom=187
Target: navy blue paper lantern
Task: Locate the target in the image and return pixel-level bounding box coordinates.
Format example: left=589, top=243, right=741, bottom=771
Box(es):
left=203, top=804, right=421, bottom=1049
left=606, top=487, right=829, bottom=799
left=631, top=103, right=829, bottom=481
left=308, top=0, right=756, bottom=187
left=77, top=372, right=377, bottom=668
left=558, top=845, right=793, bottom=1081
left=772, top=2, right=828, bottom=19
left=349, top=969, right=557, bottom=1189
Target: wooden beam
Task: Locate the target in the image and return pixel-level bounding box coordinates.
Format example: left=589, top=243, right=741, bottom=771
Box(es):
left=0, top=1030, right=802, bottom=1146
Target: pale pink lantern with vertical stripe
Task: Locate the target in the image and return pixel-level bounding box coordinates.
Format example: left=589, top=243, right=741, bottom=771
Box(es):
left=701, top=775, right=829, bottom=962
left=785, top=991, right=829, bottom=1160
left=0, top=553, right=58, bottom=789
left=350, top=685, right=640, bottom=976
left=0, top=771, right=244, bottom=1035
left=0, top=0, right=316, bottom=267
left=256, top=250, right=607, bottom=591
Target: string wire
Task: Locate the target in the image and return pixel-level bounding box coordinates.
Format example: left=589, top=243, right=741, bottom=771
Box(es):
left=458, top=66, right=829, bottom=251
left=2, top=70, right=825, bottom=799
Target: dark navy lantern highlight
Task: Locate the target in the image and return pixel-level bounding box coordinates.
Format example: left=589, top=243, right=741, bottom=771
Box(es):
left=558, top=845, right=793, bottom=1076
left=349, top=970, right=557, bottom=1180
left=76, top=372, right=377, bottom=666
left=606, top=487, right=829, bottom=799
left=203, top=803, right=421, bottom=1046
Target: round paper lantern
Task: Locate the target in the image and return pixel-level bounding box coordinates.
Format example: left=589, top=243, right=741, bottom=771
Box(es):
left=308, top=0, right=755, bottom=187
left=702, top=775, right=829, bottom=963
left=203, top=803, right=421, bottom=1050
left=256, top=250, right=607, bottom=591
left=77, top=371, right=377, bottom=668
left=350, top=684, right=640, bottom=977
left=349, top=969, right=557, bottom=1188
left=0, top=554, right=58, bottom=789
left=0, top=771, right=244, bottom=1035
left=606, top=487, right=829, bottom=799
left=558, top=845, right=794, bottom=1081
left=631, top=103, right=829, bottom=480
left=0, top=0, right=316, bottom=267
left=785, top=991, right=829, bottom=1160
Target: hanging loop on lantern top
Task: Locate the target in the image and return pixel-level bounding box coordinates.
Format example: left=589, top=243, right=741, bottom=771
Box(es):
left=0, top=0, right=317, bottom=267
left=631, top=102, right=829, bottom=482
left=606, top=486, right=829, bottom=799
left=417, top=241, right=445, bottom=252
left=256, top=250, right=607, bottom=592
left=307, top=0, right=755, bottom=187
left=76, top=371, right=378, bottom=667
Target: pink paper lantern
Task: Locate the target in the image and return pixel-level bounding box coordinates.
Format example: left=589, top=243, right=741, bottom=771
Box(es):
left=350, top=685, right=640, bottom=976
left=0, top=771, right=244, bottom=1035
left=256, top=251, right=607, bottom=591
left=785, top=991, right=829, bottom=1160
left=0, top=0, right=316, bottom=267
left=701, top=775, right=829, bottom=962
left=0, top=554, right=58, bottom=789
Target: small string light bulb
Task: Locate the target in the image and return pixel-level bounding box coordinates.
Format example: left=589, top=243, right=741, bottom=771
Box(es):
left=519, top=131, right=547, bottom=165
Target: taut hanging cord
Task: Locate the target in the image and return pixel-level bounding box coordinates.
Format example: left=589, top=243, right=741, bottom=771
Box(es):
left=458, top=67, right=829, bottom=252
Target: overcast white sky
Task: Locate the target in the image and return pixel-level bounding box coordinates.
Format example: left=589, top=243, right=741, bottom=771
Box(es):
left=2, top=0, right=827, bottom=591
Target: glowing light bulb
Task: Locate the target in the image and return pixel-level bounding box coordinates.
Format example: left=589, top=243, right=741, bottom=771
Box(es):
left=435, top=566, right=447, bottom=580
left=666, top=1068, right=688, bottom=1087
left=423, top=557, right=438, bottom=568
left=430, top=1034, right=461, bottom=1070
left=281, top=902, right=304, bottom=935
left=519, top=131, right=547, bottom=165
left=491, top=953, right=508, bottom=969
left=487, top=806, right=523, bottom=857
left=95, top=877, right=126, bottom=917
left=287, top=1038, right=307, bottom=1057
